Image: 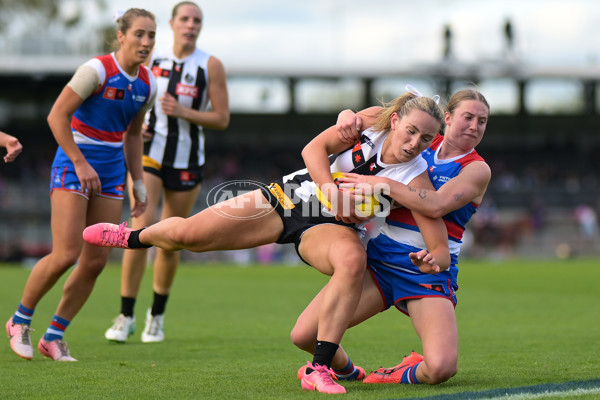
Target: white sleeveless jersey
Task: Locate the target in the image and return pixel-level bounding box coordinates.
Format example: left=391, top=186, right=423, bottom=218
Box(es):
left=282, top=128, right=427, bottom=214
left=145, top=47, right=211, bottom=169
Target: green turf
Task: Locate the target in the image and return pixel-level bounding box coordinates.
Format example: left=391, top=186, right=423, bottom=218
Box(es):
left=0, top=258, right=599, bottom=399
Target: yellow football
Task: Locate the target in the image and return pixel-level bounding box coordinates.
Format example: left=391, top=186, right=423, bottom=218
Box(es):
left=315, top=172, right=380, bottom=217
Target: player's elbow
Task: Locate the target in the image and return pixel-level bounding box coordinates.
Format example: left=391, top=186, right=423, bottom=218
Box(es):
left=423, top=200, right=453, bottom=219
left=47, top=111, right=64, bottom=133
left=301, top=145, right=311, bottom=161
left=439, top=254, right=451, bottom=271
left=419, top=205, right=444, bottom=219
left=47, top=109, right=57, bottom=127
left=216, top=112, right=230, bottom=130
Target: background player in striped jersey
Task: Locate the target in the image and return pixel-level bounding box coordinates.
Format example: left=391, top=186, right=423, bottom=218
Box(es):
left=84, top=91, right=450, bottom=393
left=0, top=131, right=23, bottom=163
left=105, top=1, right=230, bottom=344
left=5, top=8, right=157, bottom=361
left=291, top=89, right=491, bottom=386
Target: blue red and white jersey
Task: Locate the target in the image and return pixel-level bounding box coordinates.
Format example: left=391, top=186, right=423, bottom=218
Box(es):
left=372, top=133, right=484, bottom=275
left=71, top=53, right=156, bottom=148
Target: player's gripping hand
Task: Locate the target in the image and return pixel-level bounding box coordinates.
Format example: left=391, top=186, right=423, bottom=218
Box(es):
left=409, top=249, right=442, bottom=274
left=336, top=109, right=362, bottom=144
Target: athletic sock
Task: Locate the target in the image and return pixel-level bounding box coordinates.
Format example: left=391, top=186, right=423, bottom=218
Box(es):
left=120, top=296, right=136, bottom=317
left=401, top=361, right=422, bottom=384
left=127, top=229, right=151, bottom=249
left=12, top=303, right=34, bottom=325
left=307, top=340, right=339, bottom=373
left=150, top=292, right=169, bottom=316
left=43, top=315, right=70, bottom=342
left=333, top=358, right=359, bottom=380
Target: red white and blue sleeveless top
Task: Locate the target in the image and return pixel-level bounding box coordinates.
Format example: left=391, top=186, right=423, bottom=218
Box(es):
left=370, top=134, right=484, bottom=275
left=71, top=53, right=155, bottom=148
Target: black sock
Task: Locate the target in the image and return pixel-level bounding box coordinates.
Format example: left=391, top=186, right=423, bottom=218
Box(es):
left=127, top=228, right=152, bottom=249
left=308, top=340, right=339, bottom=372
left=151, top=291, right=169, bottom=316
left=121, top=296, right=136, bottom=317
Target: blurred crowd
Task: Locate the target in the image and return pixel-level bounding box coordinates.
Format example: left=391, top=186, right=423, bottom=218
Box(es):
left=1, top=128, right=599, bottom=263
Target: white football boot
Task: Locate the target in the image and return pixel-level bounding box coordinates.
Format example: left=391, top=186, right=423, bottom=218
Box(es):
left=141, top=308, right=165, bottom=343
left=105, top=314, right=135, bottom=342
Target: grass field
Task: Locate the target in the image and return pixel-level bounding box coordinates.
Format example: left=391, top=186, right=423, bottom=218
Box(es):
left=1, top=257, right=599, bottom=399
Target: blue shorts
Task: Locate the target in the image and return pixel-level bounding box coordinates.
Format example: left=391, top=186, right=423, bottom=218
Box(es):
left=50, top=144, right=126, bottom=200
left=368, top=257, right=458, bottom=316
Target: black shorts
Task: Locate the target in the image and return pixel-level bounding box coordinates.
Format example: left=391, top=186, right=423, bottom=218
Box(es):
left=143, top=155, right=203, bottom=191
left=259, top=180, right=356, bottom=261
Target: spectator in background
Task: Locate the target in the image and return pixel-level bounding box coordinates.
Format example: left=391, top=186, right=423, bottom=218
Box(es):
left=575, top=203, right=598, bottom=241
left=5, top=8, right=156, bottom=361
left=470, top=196, right=500, bottom=256
left=105, top=1, right=230, bottom=345
left=0, top=131, right=23, bottom=163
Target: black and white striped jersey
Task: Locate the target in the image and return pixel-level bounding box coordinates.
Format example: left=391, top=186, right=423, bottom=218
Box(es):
left=145, top=47, right=211, bottom=169
left=282, top=128, right=428, bottom=208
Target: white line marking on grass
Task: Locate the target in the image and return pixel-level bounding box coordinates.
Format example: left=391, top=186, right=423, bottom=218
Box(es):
left=394, top=379, right=600, bottom=400
left=473, top=387, right=600, bottom=399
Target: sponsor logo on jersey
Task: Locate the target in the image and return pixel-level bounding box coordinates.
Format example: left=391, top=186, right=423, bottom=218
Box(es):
left=103, top=87, right=125, bottom=100
left=175, top=83, right=199, bottom=98
left=151, top=66, right=170, bottom=78
left=352, top=142, right=365, bottom=166
left=432, top=174, right=451, bottom=183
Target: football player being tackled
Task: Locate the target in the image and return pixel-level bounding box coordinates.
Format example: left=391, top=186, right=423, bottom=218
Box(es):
left=291, top=88, right=491, bottom=387
left=84, top=88, right=449, bottom=394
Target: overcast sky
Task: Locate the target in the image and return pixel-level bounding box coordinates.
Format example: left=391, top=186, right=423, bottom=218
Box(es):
left=101, top=0, right=600, bottom=73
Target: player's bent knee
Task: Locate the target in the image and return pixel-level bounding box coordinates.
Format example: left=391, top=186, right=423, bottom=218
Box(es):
left=332, top=248, right=367, bottom=278
left=424, top=359, right=457, bottom=384
left=290, top=327, right=315, bottom=352
left=85, top=258, right=110, bottom=275
left=52, top=252, right=81, bottom=271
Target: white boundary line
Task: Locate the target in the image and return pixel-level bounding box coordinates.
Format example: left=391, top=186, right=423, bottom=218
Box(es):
left=473, top=387, right=600, bottom=400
